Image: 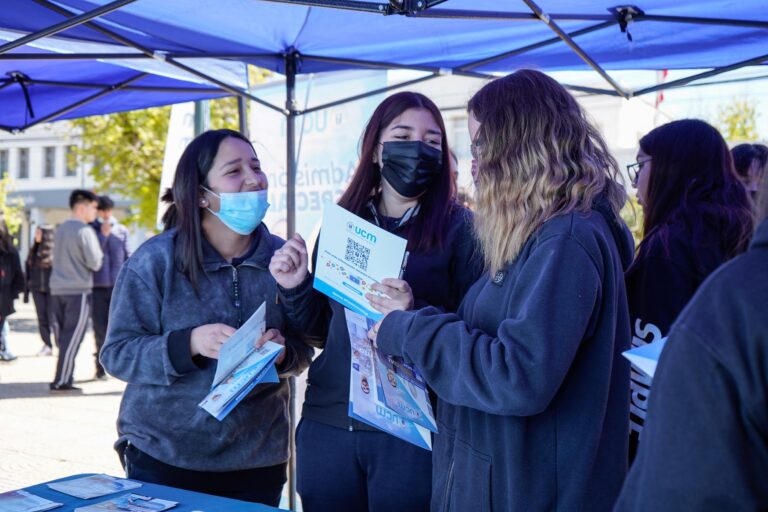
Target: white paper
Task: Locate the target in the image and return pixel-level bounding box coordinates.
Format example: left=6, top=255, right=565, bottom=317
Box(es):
left=74, top=493, right=177, bottom=512
left=47, top=475, right=141, bottom=500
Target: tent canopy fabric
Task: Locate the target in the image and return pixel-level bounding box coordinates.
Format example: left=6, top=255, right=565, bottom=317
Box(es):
left=1, top=0, right=767, bottom=131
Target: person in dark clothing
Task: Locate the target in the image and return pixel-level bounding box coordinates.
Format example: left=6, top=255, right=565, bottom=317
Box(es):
left=101, top=130, right=311, bottom=507
left=25, top=225, right=55, bottom=356
left=91, top=195, right=131, bottom=380
left=731, top=142, right=768, bottom=202
left=614, top=171, right=768, bottom=512
left=270, top=92, right=482, bottom=512
left=625, top=119, right=753, bottom=462
left=0, top=215, right=24, bottom=362
left=367, top=70, right=634, bottom=512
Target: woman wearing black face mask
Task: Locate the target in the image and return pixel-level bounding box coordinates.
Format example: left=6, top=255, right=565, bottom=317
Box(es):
left=270, top=92, right=482, bottom=512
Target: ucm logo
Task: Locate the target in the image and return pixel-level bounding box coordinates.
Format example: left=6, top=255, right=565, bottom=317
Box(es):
left=346, top=221, right=377, bottom=244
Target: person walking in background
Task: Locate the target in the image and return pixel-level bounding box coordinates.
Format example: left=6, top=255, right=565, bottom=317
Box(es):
left=49, top=189, right=103, bottom=391
left=25, top=225, right=55, bottom=356
left=732, top=142, right=768, bottom=203
left=614, top=150, right=768, bottom=512
left=368, top=70, right=634, bottom=511
left=625, top=119, right=753, bottom=462
left=0, top=214, right=24, bottom=362
left=91, top=195, right=131, bottom=380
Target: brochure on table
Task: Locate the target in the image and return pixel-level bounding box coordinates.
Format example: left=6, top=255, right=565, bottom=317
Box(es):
left=313, top=203, right=408, bottom=321
left=198, top=302, right=284, bottom=421
left=0, top=489, right=62, bottom=512
left=346, top=308, right=433, bottom=450
left=47, top=474, right=141, bottom=499
left=74, top=493, right=177, bottom=512
left=623, top=337, right=668, bottom=378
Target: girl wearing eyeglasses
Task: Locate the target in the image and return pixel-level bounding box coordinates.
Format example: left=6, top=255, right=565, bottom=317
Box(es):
left=625, top=119, right=753, bottom=463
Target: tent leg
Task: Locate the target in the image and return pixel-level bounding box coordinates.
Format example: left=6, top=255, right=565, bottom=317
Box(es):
left=285, top=49, right=299, bottom=512
left=238, top=96, right=249, bottom=138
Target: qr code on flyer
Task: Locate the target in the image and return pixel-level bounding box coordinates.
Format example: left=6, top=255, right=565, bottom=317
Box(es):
left=344, top=237, right=370, bottom=272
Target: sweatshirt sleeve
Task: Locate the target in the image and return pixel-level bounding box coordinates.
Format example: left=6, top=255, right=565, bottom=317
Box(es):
left=615, top=323, right=767, bottom=511
left=377, top=233, right=601, bottom=416
left=10, top=250, right=24, bottom=297
left=101, top=265, right=196, bottom=385
left=80, top=225, right=104, bottom=272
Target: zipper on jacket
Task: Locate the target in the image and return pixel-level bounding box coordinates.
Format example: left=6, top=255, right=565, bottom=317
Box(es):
left=442, top=458, right=455, bottom=512
left=232, top=266, right=242, bottom=327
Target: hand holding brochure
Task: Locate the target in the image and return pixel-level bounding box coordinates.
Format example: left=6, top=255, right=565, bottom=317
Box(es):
left=199, top=302, right=284, bottom=421
left=0, top=490, right=62, bottom=512
left=74, top=493, right=176, bottom=512
left=345, top=308, right=434, bottom=450
left=314, top=203, right=408, bottom=320
left=47, top=474, right=141, bottom=499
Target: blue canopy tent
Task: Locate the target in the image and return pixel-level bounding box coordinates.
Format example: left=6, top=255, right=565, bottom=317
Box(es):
left=2, top=1, right=767, bottom=507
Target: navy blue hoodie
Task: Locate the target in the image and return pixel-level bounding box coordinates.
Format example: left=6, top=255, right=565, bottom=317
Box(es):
left=279, top=205, right=482, bottom=430
left=614, top=218, right=768, bottom=511
left=377, top=204, right=634, bottom=511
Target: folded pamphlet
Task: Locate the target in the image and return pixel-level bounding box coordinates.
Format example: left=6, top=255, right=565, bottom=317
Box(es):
left=74, top=493, right=177, bottom=512
left=47, top=474, right=141, bottom=499
left=0, top=489, right=62, bottom=512
left=623, top=337, right=668, bottom=378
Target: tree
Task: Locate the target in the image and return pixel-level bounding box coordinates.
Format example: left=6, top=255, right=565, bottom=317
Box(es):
left=716, top=99, right=760, bottom=142
left=620, top=195, right=644, bottom=248
left=72, top=96, right=240, bottom=230
left=0, top=175, right=24, bottom=235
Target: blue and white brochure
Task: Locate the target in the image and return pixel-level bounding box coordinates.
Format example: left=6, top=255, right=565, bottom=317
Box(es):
left=374, top=351, right=437, bottom=432
left=314, top=203, right=408, bottom=321
left=623, top=337, right=668, bottom=378
left=199, top=302, right=283, bottom=421
left=345, top=308, right=432, bottom=450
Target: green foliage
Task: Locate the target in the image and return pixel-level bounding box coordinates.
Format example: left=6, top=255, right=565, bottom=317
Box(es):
left=620, top=195, right=644, bottom=249
left=72, top=106, right=171, bottom=230
left=716, top=99, right=760, bottom=142
left=0, top=175, right=24, bottom=235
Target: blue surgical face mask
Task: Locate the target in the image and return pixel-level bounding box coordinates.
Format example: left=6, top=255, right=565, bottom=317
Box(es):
left=202, top=187, right=270, bottom=235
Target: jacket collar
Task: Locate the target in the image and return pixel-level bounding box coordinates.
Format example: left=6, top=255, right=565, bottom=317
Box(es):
left=201, top=223, right=273, bottom=272
left=749, top=218, right=768, bottom=251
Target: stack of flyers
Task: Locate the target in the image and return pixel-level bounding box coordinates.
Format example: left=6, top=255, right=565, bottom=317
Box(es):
left=0, top=490, right=62, bottom=512
left=345, top=308, right=434, bottom=450
left=374, top=351, right=437, bottom=432
left=74, top=494, right=177, bottom=512
left=47, top=475, right=141, bottom=499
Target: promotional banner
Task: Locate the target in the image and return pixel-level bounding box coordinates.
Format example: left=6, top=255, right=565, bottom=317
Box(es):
left=249, top=70, right=387, bottom=240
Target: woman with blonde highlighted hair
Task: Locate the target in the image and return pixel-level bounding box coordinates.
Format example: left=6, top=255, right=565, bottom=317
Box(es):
left=370, top=69, right=635, bottom=511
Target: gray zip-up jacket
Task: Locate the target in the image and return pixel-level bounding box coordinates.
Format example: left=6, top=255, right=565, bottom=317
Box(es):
left=101, top=224, right=312, bottom=472
left=50, top=219, right=103, bottom=295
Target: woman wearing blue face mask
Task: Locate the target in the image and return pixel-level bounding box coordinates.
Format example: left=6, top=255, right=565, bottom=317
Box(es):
left=100, top=129, right=312, bottom=506
left=269, top=92, right=483, bottom=511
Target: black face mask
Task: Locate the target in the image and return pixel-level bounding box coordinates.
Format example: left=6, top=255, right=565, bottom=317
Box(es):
left=380, top=141, right=443, bottom=198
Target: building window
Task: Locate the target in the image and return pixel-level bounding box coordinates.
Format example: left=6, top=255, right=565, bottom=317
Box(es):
left=65, top=146, right=78, bottom=177
left=0, top=150, right=8, bottom=179
left=44, top=146, right=56, bottom=178
left=18, top=148, right=29, bottom=179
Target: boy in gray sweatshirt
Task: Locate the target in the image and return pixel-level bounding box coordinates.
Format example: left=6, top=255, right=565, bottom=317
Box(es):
left=49, top=189, right=103, bottom=391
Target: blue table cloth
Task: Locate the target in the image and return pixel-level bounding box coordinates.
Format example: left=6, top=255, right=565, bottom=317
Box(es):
left=17, top=473, right=287, bottom=512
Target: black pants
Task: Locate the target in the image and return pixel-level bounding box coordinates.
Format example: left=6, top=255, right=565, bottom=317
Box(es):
left=91, top=287, right=112, bottom=376
left=124, top=443, right=286, bottom=507
left=50, top=293, right=90, bottom=387
left=31, top=290, right=53, bottom=348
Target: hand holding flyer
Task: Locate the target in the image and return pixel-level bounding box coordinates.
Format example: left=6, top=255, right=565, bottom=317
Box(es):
left=313, top=203, right=408, bottom=320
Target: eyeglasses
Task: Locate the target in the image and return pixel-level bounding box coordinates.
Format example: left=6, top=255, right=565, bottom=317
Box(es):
left=469, top=139, right=484, bottom=160
left=627, top=159, right=651, bottom=186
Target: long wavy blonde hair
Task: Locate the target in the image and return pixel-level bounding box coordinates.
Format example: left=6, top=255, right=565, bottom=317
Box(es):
left=468, top=69, right=626, bottom=274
